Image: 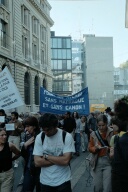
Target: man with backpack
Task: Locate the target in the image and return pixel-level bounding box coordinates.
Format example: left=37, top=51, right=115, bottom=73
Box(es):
left=33, top=113, right=75, bottom=192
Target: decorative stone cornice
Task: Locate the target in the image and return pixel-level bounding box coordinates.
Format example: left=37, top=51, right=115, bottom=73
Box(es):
left=0, top=4, right=10, bottom=23
left=29, top=0, right=54, bottom=26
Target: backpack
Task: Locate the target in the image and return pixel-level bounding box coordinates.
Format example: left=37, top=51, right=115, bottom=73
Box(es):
left=41, top=130, right=67, bottom=145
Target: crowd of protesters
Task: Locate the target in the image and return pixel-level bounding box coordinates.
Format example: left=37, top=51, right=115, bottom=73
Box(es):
left=0, top=95, right=128, bottom=192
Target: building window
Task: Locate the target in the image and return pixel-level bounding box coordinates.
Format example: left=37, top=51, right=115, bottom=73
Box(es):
left=0, top=0, right=6, bottom=6
left=22, top=36, right=29, bottom=59
left=67, top=60, right=71, bottom=69
left=67, top=39, right=71, bottom=48
left=0, top=19, right=7, bottom=48
left=35, top=76, right=39, bottom=105
left=32, top=43, right=38, bottom=63
left=52, top=38, right=57, bottom=48
left=62, top=60, right=67, bottom=70
left=40, top=25, right=46, bottom=42
left=41, top=50, right=44, bottom=64
left=21, top=6, right=29, bottom=28
left=41, top=49, right=46, bottom=69
left=62, top=38, right=67, bottom=48
left=43, top=78, right=47, bottom=89
left=24, top=72, right=30, bottom=105
left=32, top=17, right=38, bottom=36
left=58, top=49, right=62, bottom=59
left=58, top=38, right=62, bottom=48
left=62, top=49, right=66, bottom=59
left=40, top=0, right=44, bottom=9
left=52, top=49, right=57, bottom=59
left=58, top=60, right=62, bottom=69
left=67, top=49, right=71, bottom=59
left=52, top=60, right=57, bottom=70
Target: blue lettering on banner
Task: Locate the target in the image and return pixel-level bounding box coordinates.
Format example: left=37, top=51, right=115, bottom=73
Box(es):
left=40, top=87, right=90, bottom=115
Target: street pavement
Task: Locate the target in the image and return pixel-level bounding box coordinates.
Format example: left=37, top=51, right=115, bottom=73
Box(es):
left=71, top=152, right=93, bottom=192
left=13, top=152, right=93, bottom=192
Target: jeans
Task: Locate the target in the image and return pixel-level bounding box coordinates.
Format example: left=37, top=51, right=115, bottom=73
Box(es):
left=22, top=168, right=41, bottom=192
left=41, top=181, right=72, bottom=192
left=75, top=133, right=81, bottom=153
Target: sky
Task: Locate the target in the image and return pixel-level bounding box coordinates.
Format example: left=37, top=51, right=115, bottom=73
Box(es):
left=49, top=0, right=128, bottom=67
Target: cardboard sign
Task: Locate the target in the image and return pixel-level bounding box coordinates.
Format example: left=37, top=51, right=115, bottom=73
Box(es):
left=5, top=124, right=15, bottom=131
left=0, top=116, right=5, bottom=122
left=0, top=67, right=24, bottom=110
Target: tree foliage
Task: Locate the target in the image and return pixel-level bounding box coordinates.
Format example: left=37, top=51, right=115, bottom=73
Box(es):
left=120, top=60, right=128, bottom=68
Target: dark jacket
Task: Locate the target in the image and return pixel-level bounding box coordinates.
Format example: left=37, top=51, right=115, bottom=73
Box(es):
left=21, top=133, right=40, bottom=175
left=112, top=133, right=128, bottom=174
left=63, top=117, right=76, bottom=133
left=85, top=122, right=90, bottom=140
left=88, top=117, right=97, bottom=131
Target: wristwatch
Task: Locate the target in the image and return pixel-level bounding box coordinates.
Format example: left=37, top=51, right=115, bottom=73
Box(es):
left=44, top=154, right=48, bottom=160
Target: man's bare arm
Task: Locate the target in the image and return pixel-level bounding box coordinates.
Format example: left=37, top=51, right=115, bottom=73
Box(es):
left=34, top=155, right=54, bottom=167
left=34, top=152, right=72, bottom=167
left=44, top=152, right=72, bottom=166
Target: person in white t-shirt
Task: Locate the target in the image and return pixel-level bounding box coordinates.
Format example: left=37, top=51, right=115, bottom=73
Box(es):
left=33, top=113, right=75, bottom=192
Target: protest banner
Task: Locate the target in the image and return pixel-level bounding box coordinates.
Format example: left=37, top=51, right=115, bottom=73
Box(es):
left=40, top=87, right=89, bottom=115
left=0, top=67, right=24, bottom=110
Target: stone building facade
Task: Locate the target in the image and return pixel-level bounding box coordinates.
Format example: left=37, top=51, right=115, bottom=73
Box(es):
left=0, top=0, right=54, bottom=113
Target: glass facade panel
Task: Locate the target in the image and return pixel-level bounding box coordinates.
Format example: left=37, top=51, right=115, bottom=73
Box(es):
left=58, top=38, right=62, bottom=48
left=58, top=49, right=62, bottom=59
left=52, top=38, right=57, bottom=48
left=68, top=81, right=72, bottom=91
left=53, top=60, right=58, bottom=69
left=67, top=39, right=71, bottom=48
left=63, top=81, right=69, bottom=91
left=62, top=60, right=67, bottom=70
left=62, top=38, right=66, bottom=48
left=67, top=60, right=71, bottom=69
left=58, top=82, right=62, bottom=91
left=52, top=49, right=57, bottom=58
left=62, top=49, right=66, bottom=59
left=67, top=49, right=71, bottom=59
left=58, top=60, right=62, bottom=69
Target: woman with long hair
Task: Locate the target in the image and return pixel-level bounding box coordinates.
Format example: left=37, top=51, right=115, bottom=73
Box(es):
left=0, top=128, right=20, bottom=192
left=89, top=114, right=113, bottom=192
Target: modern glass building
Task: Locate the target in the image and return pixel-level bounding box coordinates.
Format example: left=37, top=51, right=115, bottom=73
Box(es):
left=72, top=40, right=85, bottom=94
left=51, top=31, right=72, bottom=95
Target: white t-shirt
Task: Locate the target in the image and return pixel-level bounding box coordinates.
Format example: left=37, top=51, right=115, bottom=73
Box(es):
left=33, top=128, right=75, bottom=186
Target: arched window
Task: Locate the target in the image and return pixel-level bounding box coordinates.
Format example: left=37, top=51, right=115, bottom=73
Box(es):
left=43, top=78, right=47, bottom=89
left=24, top=72, right=30, bottom=105
left=35, top=76, right=39, bottom=105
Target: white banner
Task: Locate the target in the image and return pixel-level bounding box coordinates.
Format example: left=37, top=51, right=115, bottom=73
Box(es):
left=0, top=67, right=24, bottom=110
